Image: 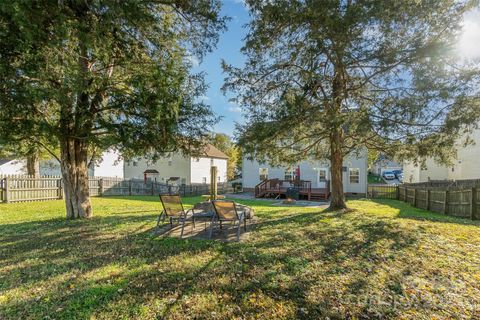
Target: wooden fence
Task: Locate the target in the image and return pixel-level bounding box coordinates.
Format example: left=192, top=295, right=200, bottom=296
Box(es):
left=0, top=174, right=231, bottom=203
left=369, top=183, right=480, bottom=220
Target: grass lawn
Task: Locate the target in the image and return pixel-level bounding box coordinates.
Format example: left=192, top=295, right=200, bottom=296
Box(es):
left=1, top=196, right=480, bottom=319
left=368, top=173, right=386, bottom=184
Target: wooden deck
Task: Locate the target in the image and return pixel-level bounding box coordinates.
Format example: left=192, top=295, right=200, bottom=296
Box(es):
left=255, top=179, right=330, bottom=201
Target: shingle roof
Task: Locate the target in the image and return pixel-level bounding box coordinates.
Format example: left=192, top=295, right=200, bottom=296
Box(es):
left=204, top=144, right=228, bottom=159
left=0, top=159, right=13, bottom=166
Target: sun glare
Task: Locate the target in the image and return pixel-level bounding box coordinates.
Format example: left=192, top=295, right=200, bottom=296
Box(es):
left=458, top=8, right=480, bottom=59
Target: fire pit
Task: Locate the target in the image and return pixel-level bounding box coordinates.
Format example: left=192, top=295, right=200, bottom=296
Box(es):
left=282, top=198, right=297, bottom=205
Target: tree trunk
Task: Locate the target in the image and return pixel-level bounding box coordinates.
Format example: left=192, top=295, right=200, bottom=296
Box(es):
left=329, top=129, right=347, bottom=210
left=60, top=137, right=92, bottom=219
left=26, top=153, right=40, bottom=177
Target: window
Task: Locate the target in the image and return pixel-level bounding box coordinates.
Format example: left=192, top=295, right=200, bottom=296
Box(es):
left=168, top=160, right=172, bottom=166
left=284, top=169, right=294, bottom=181
left=210, top=159, right=214, bottom=166
left=318, top=169, right=327, bottom=181
left=181, top=178, right=186, bottom=185
left=349, top=168, right=360, bottom=184
left=259, top=168, right=268, bottom=181
left=217, top=176, right=221, bottom=182
left=202, top=177, right=207, bottom=184
left=132, top=161, right=138, bottom=167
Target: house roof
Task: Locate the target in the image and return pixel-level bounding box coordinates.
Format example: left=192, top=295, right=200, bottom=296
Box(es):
left=203, top=144, right=228, bottom=159
left=0, top=159, right=13, bottom=166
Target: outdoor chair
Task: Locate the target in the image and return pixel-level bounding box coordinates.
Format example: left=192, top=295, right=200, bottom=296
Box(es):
left=157, top=194, right=214, bottom=238
left=210, top=200, right=247, bottom=241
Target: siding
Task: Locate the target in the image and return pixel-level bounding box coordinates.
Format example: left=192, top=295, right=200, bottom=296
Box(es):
left=242, top=152, right=368, bottom=194
left=0, top=160, right=26, bottom=175
left=124, top=152, right=191, bottom=183
left=190, top=157, right=227, bottom=184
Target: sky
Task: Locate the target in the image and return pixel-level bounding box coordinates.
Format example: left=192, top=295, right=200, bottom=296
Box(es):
left=192, top=0, right=250, bottom=137
left=195, top=3, right=480, bottom=138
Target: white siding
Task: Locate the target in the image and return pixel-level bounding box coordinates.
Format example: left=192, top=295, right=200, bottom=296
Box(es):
left=242, top=151, right=368, bottom=194
left=190, top=157, right=227, bottom=184
left=124, top=152, right=191, bottom=183
left=0, top=160, right=26, bottom=175
left=94, top=150, right=124, bottom=178
left=403, top=159, right=449, bottom=183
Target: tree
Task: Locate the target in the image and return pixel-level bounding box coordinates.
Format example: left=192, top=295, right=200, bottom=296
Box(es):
left=0, top=1, right=226, bottom=218
left=223, top=0, right=480, bottom=210
left=208, top=133, right=240, bottom=180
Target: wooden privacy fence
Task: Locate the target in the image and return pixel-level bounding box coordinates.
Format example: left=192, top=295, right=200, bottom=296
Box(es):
left=0, top=174, right=231, bottom=203
left=369, top=183, right=480, bottom=220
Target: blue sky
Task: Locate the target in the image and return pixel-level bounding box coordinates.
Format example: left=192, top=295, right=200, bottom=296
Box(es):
left=193, top=3, right=480, bottom=138
left=192, top=0, right=250, bottom=137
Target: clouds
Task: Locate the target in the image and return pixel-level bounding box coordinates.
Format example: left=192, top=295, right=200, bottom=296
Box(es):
left=458, top=8, right=480, bottom=59
left=228, top=105, right=242, bottom=113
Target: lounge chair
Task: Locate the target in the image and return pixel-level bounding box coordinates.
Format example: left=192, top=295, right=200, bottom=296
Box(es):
left=210, top=200, right=246, bottom=241
left=157, top=194, right=213, bottom=238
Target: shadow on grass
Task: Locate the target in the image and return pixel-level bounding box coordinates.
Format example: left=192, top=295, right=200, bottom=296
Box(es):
left=0, top=199, right=445, bottom=319
left=359, top=198, right=480, bottom=226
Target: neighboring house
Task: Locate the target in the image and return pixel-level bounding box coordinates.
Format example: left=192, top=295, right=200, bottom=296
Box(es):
left=0, top=159, right=26, bottom=175
left=371, top=155, right=402, bottom=175
left=40, top=149, right=124, bottom=178
left=123, top=144, right=228, bottom=184
left=242, top=151, right=368, bottom=196
left=403, top=129, right=480, bottom=183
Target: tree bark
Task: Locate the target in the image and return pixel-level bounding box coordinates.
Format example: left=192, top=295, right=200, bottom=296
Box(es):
left=329, top=129, right=347, bottom=210
left=26, top=153, right=40, bottom=177
left=60, top=137, right=92, bottom=219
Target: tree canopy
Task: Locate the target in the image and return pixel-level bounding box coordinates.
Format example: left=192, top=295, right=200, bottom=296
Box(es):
left=224, top=0, right=480, bottom=209
left=208, top=133, right=241, bottom=180
left=0, top=0, right=226, bottom=218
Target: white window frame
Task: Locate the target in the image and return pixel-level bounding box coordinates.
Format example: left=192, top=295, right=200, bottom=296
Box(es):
left=318, top=168, right=328, bottom=182
left=259, top=168, right=268, bottom=181
left=284, top=169, right=295, bottom=181
left=349, top=168, right=360, bottom=184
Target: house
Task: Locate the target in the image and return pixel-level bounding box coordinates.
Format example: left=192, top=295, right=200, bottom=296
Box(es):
left=40, top=149, right=124, bottom=178
left=123, top=144, right=228, bottom=184
left=403, top=129, right=480, bottom=183
left=371, top=154, right=402, bottom=176
left=0, top=159, right=26, bottom=175
left=242, top=151, right=368, bottom=199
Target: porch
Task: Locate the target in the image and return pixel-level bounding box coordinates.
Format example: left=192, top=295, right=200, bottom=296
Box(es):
left=254, top=178, right=330, bottom=201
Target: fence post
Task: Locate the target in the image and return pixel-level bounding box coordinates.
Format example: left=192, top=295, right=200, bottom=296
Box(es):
left=444, top=190, right=449, bottom=214
left=4, top=177, right=10, bottom=203
left=471, top=187, right=476, bottom=220
left=426, top=189, right=430, bottom=211
left=413, top=188, right=417, bottom=207
left=99, top=178, right=104, bottom=196
left=395, top=186, right=399, bottom=200
left=151, top=182, right=154, bottom=196
left=58, top=178, right=63, bottom=199
left=129, top=180, right=132, bottom=196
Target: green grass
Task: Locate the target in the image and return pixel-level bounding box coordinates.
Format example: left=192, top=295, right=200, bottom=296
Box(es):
left=368, top=173, right=386, bottom=184
left=1, top=196, right=480, bottom=319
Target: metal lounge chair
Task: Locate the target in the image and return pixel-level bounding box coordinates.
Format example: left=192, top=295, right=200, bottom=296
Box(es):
left=157, top=194, right=213, bottom=238
left=210, top=200, right=246, bottom=241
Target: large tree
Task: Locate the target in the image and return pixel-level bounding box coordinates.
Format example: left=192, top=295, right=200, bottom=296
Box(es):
left=224, top=0, right=480, bottom=210
left=0, top=1, right=226, bottom=218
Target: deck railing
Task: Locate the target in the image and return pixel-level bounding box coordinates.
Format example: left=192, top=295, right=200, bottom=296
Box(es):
left=254, top=179, right=313, bottom=198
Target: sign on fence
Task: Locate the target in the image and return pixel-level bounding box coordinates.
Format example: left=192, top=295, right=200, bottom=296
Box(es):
left=0, top=174, right=231, bottom=204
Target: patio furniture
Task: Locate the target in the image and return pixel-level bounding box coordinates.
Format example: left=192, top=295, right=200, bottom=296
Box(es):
left=210, top=200, right=247, bottom=241
left=157, top=194, right=214, bottom=238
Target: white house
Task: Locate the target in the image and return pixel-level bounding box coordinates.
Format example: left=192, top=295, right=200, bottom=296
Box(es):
left=123, top=144, right=228, bottom=184
left=242, top=151, right=368, bottom=196
left=40, top=149, right=124, bottom=178
left=0, top=159, right=26, bottom=175
left=371, top=155, right=402, bottom=175
left=403, top=129, right=480, bottom=183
